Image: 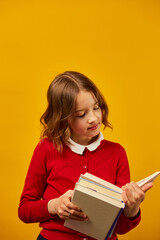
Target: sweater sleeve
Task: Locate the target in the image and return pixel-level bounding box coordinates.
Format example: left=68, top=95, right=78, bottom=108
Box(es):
left=18, top=140, right=52, bottom=223
left=113, top=145, right=141, bottom=235
left=114, top=210, right=141, bottom=235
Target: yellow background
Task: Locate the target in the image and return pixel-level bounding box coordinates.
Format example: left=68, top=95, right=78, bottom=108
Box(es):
left=0, top=0, right=160, bottom=239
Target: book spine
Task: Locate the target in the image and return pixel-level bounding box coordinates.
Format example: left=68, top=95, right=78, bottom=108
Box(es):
left=105, top=207, right=124, bottom=240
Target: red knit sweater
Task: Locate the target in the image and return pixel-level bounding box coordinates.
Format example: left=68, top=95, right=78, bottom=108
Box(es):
left=18, top=138, right=141, bottom=240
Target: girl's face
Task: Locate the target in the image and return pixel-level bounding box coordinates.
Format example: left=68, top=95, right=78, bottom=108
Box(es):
left=68, top=90, right=102, bottom=145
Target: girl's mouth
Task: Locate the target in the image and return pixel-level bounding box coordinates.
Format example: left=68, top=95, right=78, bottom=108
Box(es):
left=88, top=124, right=99, bottom=130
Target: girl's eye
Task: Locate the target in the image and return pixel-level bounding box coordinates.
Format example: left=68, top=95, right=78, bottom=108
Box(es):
left=77, top=113, right=86, bottom=118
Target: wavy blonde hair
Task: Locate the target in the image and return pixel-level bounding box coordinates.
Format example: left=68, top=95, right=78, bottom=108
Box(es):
left=40, top=71, right=112, bottom=152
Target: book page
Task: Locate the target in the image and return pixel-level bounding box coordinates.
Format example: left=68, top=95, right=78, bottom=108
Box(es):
left=82, top=172, right=122, bottom=193
left=78, top=179, right=122, bottom=201
left=136, top=171, right=160, bottom=188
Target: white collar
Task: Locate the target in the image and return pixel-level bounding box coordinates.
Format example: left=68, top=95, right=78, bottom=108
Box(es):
left=67, top=132, right=104, bottom=155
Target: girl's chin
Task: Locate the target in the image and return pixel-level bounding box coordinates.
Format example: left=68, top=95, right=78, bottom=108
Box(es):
left=87, top=132, right=100, bottom=142
left=87, top=128, right=100, bottom=136
left=71, top=130, right=100, bottom=145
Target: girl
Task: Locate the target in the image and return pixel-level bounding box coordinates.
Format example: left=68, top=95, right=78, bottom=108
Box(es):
left=18, top=71, right=153, bottom=240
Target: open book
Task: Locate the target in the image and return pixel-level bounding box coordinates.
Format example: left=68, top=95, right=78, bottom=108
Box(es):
left=64, top=171, right=160, bottom=240
left=136, top=171, right=160, bottom=187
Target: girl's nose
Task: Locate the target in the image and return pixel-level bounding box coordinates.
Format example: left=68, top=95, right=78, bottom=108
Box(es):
left=88, top=111, right=97, bottom=123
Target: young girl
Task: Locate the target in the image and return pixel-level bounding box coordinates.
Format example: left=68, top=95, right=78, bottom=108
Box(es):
left=18, top=71, right=153, bottom=240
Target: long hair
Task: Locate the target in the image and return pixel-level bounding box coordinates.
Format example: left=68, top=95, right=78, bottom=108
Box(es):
left=40, top=71, right=112, bottom=152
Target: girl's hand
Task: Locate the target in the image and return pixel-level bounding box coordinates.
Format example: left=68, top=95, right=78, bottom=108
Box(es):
left=122, top=182, right=153, bottom=218
left=47, top=190, right=88, bottom=221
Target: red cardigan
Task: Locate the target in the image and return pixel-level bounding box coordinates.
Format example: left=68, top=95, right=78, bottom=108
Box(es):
left=18, top=138, right=141, bottom=240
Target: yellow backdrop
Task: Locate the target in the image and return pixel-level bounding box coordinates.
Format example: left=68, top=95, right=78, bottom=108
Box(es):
left=0, top=0, right=160, bottom=239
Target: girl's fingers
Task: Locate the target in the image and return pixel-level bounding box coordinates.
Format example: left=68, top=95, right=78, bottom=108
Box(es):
left=69, top=213, right=88, bottom=221
left=141, top=182, right=153, bottom=193
left=122, top=183, right=136, bottom=204
left=66, top=200, right=87, bottom=219
left=129, top=182, right=144, bottom=200
left=123, top=182, right=144, bottom=203
left=58, top=190, right=87, bottom=220
left=122, top=190, right=128, bottom=203
left=62, top=206, right=87, bottom=220
left=66, top=201, right=81, bottom=211
left=122, top=181, right=154, bottom=218
left=64, top=190, right=81, bottom=211
left=69, top=208, right=87, bottom=218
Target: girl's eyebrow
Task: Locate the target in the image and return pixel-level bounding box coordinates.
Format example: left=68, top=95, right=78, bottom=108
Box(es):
left=75, top=101, right=99, bottom=113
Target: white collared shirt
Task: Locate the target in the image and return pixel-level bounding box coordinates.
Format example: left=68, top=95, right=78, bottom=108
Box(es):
left=67, top=132, right=104, bottom=155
